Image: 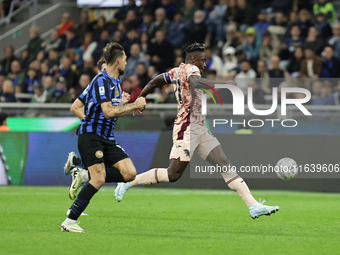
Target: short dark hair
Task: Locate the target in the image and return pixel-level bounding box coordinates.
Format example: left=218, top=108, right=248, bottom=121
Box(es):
left=0, top=113, right=8, bottom=126
left=67, top=26, right=76, bottom=34
left=103, top=42, right=125, bottom=66
left=184, top=42, right=205, bottom=61
left=97, top=57, right=106, bottom=71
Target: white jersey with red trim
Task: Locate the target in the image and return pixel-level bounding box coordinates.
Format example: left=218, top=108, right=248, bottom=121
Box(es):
left=163, top=63, right=205, bottom=126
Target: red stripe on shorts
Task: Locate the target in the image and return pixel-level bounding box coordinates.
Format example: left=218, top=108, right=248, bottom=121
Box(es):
left=177, top=122, right=190, bottom=140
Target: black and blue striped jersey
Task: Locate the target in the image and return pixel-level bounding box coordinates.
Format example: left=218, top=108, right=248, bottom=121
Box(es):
left=78, top=69, right=122, bottom=140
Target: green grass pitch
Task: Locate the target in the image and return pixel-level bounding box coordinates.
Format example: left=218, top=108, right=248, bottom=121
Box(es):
left=1, top=186, right=339, bottom=255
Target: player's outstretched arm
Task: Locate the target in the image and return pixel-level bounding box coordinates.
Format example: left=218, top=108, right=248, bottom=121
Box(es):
left=70, top=99, right=86, bottom=120
left=139, top=74, right=167, bottom=98
left=101, top=97, right=146, bottom=119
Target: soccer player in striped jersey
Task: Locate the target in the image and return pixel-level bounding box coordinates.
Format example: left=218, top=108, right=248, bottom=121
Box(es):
left=60, top=43, right=146, bottom=233
left=114, top=42, right=279, bottom=219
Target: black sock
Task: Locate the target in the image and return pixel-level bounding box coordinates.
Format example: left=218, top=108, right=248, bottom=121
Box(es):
left=73, top=155, right=82, bottom=166
left=68, top=183, right=98, bottom=220
left=105, top=167, right=126, bottom=182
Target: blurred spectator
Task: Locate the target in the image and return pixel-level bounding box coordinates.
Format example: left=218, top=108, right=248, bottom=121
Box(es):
left=244, top=27, right=262, bottom=60
left=222, top=24, right=238, bottom=53
left=246, top=79, right=266, bottom=104
left=223, top=0, right=237, bottom=23
left=0, top=113, right=10, bottom=132
left=81, top=31, right=94, bottom=53
left=46, top=77, right=72, bottom=103
left=268, top=56, right=289, bottom=79
left=0, top=80, right=16, bottom=102
left=6, top=60, right=25, bottom=92
left=93, top=16, right=108, bottom=41
left=58, top=55, right=77, bottom=91
left=205, top=47, right=223, bottom=77
left=43, top=75, right=55, bottom=98
left=166, top=12, right=188, bottom=48
left=320, top=46, right=340, bottom=78
left=0, top=75, right=5, bottom=91
left=232, top=0, right=257, bottom=30
left=125, top=44, right=149, bottom=76
left=29, top=60, right=41, bottom=74
left=203, top=0, right=215, bottom=21
left=313, top=0, right=337, bottom=24
left=160, top=0, right=176, bottom=20
left=36, top=50, right=45, bottom=64
left=58, top=27, right=81, bottom=52
left=148, top=8, right=170, bottom=39
left=270, top=0, right=293, bottom=14
left=47, top=50, right=59, bottom=78
left=0, top=46, right=17, bottom=76
left=333, top=81, right=340, bottom=105
left=235, top=60, right=256, bottom=93
left=139, top=32, right=151, bottom=56
left=31, top=82, right=47, bottom=103
left=267, top=11, right=287, bottom=41
left=124, top=10, right=141, bottom=31
left=259, top=31, right=280, bottom=63
left=182, top=10, right=207, bottom=45
left=222, top=47, right=238, bottom=78
left=92, top=30, right=111, bottom=63
left=128, top=75, right=143, bottom=103
left=18, top=49, right=30, bottom=74
left=299, top=46, right=324, bottom=78
left=112, top=30, right=124, bottom=45
left=22, top=68, right=39, bottom=94
left=42, top=29, right=61, bottom=53
left=137, top=63, right=150, bottom=87
left=206, top=0, right=228, bottom=45
left=284, top=25, right=305, bottom=59
left=76, top=11, right=92, bottom=43
left=315, top=12, right=333, bottom=40
left=286, top=47, right=304, bottom=76
left=79, top=58, right=96, bottom=79
left=148, top=65, right=159, bottom=80
left=40, top=61, right=50, bottom=80
left=253, top=9, right=270, bottom=35
left=122, top=29, right=139, bottom=59
left=137, top=0, right=151, bottom=17
left=296, top=9, right=313, bottom=38
left=27, top=27, right=43, bottom=59
left=58, top=12, right=74, bottom=37
left=149, top=31, right=174, bottom=72
left=305, top=26, right=326, bottom=55
left=115, top=0, right=138, bottom=20
left=75, top=73, right=92, bottom=98
left=311, top=80, right=322, bottom=100
left=181, top=0, right=199, bottom=22
left=312, top=81, right=335, bottom=105
left=235, top=48, right=257, bottom=70
left=328, top=22, right=340, bottom=47
left=174, top=55, right=184, bottom=67
left=137, top=11, right=153, bottom=34
left=256, top=61, right=270, bottom=94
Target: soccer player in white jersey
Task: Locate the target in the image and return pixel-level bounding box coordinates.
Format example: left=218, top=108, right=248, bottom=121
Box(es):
left=114, top=42, right=279, bottom=219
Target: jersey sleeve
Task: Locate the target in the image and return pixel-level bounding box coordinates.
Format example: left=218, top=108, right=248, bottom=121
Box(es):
left=93, top=77, right=112, bottom=104
left=185, top=65, right=201, bottom=81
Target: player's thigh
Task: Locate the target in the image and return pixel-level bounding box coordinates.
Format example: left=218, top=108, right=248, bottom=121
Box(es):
left=195, top=127, right=221, bottom=161
left=78, top=133, right=105, bottom=169
left=87, top=162, right=106, bottom=188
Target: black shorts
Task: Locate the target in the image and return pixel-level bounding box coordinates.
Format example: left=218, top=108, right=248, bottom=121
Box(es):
left=78, top=133, right=129, bottom=169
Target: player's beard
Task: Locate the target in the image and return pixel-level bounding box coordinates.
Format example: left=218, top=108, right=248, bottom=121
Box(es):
left=118, top=67, right=125, bottom=76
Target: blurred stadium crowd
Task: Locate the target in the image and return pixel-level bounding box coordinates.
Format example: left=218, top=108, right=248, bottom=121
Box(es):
left=1, top=0, right=340, bottom=110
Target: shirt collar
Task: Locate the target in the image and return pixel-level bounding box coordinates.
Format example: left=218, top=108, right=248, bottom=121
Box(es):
left=102, top=69, right=121, bottom=85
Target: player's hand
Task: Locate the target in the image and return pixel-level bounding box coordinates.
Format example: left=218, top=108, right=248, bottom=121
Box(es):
left=134, top=97, right=146, bottom=108
left=121, top=91, right=130, bottom=105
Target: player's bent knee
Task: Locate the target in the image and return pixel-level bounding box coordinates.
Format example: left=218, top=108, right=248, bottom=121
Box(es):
left=122, top=168, right=137, bottom=182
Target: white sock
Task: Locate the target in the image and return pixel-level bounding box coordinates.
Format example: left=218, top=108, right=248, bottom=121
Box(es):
left=129, top=168, right=169, bottom=187
left=225, top=176, right=257, bottom=207
left=64, top=218, right=77, bottom=224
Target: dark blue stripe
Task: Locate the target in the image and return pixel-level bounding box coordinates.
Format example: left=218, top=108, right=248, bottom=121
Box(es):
left=75, top=199, right=88, bottom=207
left=72, top=207, right=81, bottom=216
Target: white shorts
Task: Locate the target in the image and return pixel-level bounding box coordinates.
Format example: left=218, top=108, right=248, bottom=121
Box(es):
left=170, top=122, right=220, bottom=162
